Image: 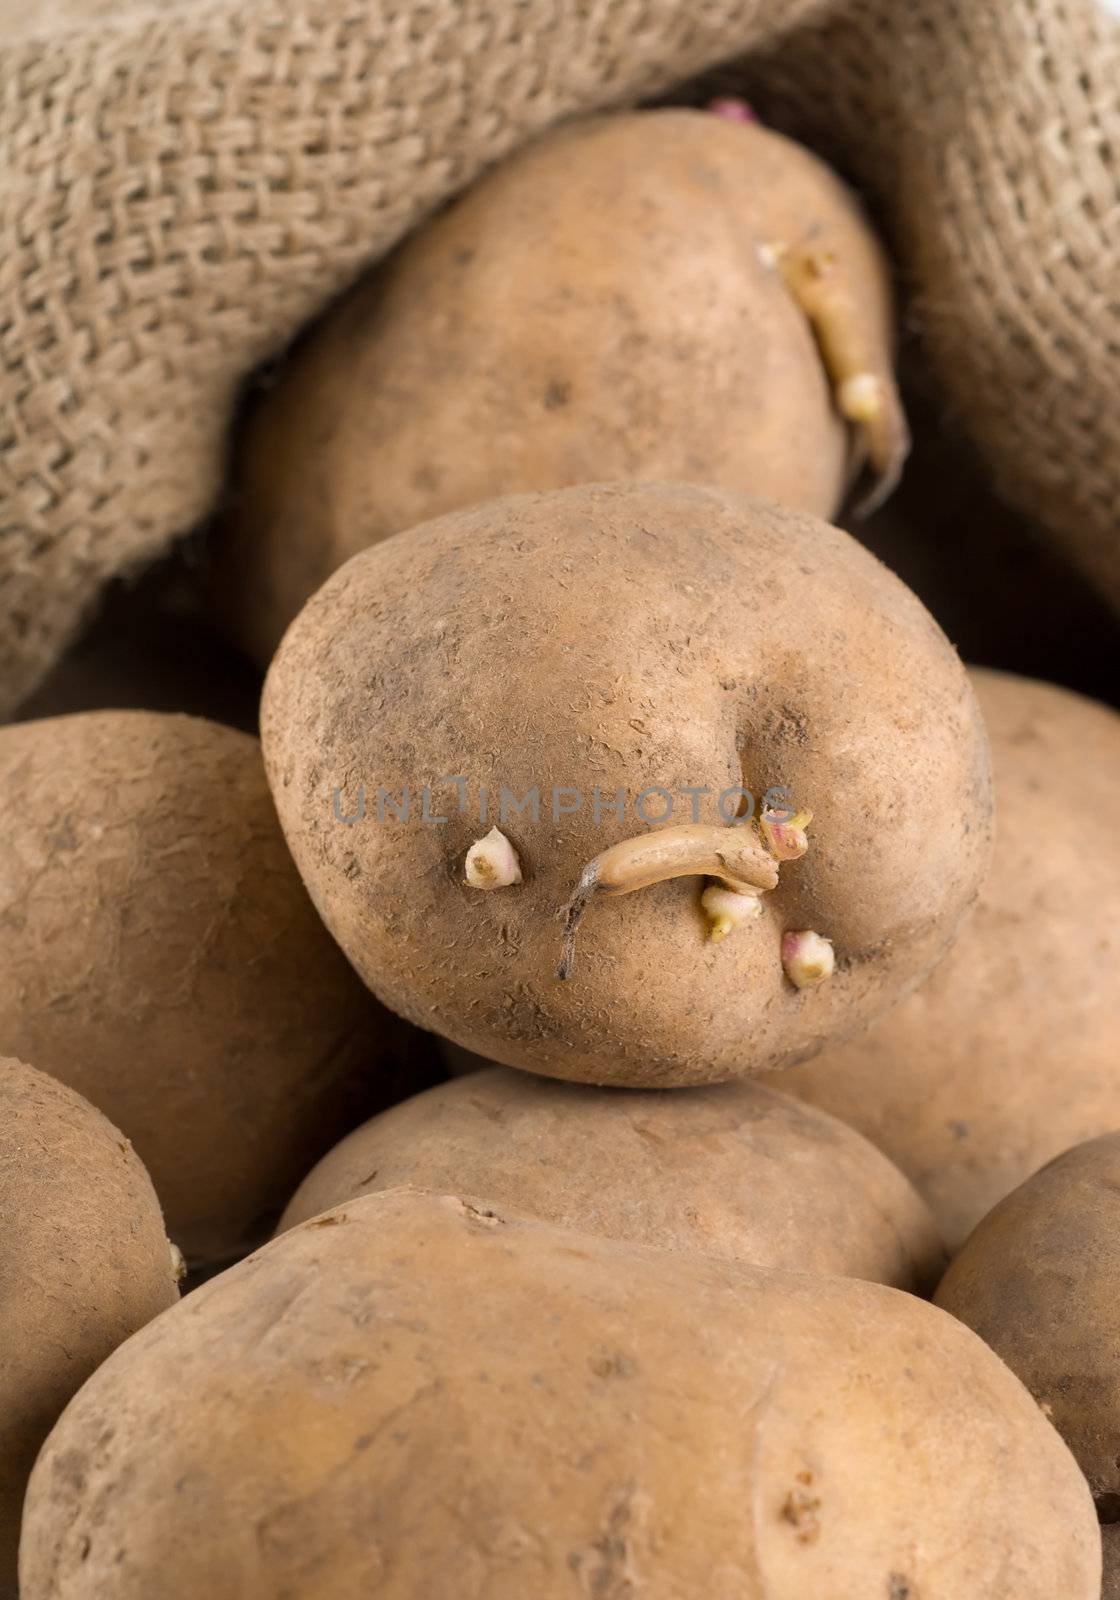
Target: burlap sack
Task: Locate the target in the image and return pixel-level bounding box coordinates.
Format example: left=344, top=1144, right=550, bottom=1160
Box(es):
left=1, top=0, right=1116, bottom=715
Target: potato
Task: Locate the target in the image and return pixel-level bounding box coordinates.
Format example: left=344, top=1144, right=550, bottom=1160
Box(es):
left=0, top=1057, right=178, bottom=1596
left=217, top=107, right=907, bottom=663
left=935, top=1133, right=1120, bottom=1553
left=280, top=1067, right=945, bottom=1290
left=783, top=669, right=1120, bottom=1248
left=20, top=1187, right=1098, bottom=1599
left=261, top=481, right=991, bottom=1086
left=0, top=710, right=435, bottom=1263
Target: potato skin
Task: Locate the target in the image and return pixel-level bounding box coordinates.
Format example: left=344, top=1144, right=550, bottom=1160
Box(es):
left=783, top=670, right=1120, bottom=1248
left=218, top=108, right=897, bottom=663
left=279, top=1067, right=945, bottom=1291
left=21, top=1187, right=1098, bottom=1600
left=936, top=1134, right=1120, bottom=1517
left=262, top=481, right=991, bottom=1086
left=0, top=711, right=431, bottom=1262
left=0, top=1057, right=177, bottom=1596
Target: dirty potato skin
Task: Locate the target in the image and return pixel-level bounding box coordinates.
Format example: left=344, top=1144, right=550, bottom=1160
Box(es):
left=936, top=1133, right=1120, bottom=1550
left=784, top=671, right=1120, bottom=1249
left=217, top=108, right=902, bottom=663
left=261, top=482, right=992, bottom=1086
left=20, top=1188, right=1099, bottom=1600
left=0, top=711, right=429, bottom=1263
left=279, top=1067, right=946, bottom=1291
left=0, top=1057, right=178, bottom=1598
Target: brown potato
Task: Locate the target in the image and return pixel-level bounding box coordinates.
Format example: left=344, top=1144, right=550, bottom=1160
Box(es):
left=935, top=1133, right=1120, bottom=1583
left=783, top=669, right=1120, bottom=1248
left=216, top=108, right=906, bottom=663
left=0, top=710, right=435, bottom=1263
left=0, top=1057, right=178, bottom=1596
left=21, top=1188, right=1098, bottom=1599
left=279, top=1067, right=945, bottom=1291
left=262, top=481, right=991, bottom=1086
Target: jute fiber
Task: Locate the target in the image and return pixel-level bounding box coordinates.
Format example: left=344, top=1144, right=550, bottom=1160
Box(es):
left=1, top=0, right=1116, bottom=712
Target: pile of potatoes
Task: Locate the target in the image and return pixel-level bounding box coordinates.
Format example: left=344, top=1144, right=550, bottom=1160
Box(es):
left=2, top=102, right=1117, bottom=1600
